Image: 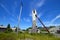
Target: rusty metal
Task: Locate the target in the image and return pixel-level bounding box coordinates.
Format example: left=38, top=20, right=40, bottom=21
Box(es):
left=35, top=15, right=50, bottom=33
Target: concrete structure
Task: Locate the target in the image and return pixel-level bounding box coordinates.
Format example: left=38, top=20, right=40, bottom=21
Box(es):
left=29, top=9, right=40, bottom=33
left=32, top=9, right=37, bottom=33
left=37, top=29, right=40, bottom=33
left=11, top=28, right=16, bottom=32
left=49, top=26, right=60, bottom=34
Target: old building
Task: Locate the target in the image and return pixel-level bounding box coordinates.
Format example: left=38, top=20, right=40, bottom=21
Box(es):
left=0, top=26, right=16, bottom=32
left=0, top=26, right=6, bottom=32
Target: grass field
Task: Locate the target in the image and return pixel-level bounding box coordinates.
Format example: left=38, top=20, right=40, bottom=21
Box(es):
left=19, top=33, right=60, bottom=40
left=0, top=32, right=60, bottom=40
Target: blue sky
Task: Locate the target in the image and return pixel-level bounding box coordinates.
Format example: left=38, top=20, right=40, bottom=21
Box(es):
left=0, top=0, right=60, bottom=29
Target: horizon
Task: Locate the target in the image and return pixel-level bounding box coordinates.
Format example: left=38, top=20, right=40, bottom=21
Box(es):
left=0, top=0, right=60, bottom=29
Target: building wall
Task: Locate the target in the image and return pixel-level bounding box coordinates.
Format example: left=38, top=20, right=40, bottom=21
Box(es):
left=0, top=28, right=6, bottom=32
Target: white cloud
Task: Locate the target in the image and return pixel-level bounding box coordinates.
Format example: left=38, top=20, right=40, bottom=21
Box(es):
left=0, top=3, right=11, bottom=14
left=51, top=15, right=60, bottom=23
left=10, top=18, right=16, bottom=22
left=36, top=0, right=45, bottom=8
left=23, top=18, right=30, bottom=22
left=42, top=21, right=60, bottom=26
left=12, top=1, right=17, bottom=13
left=38, top=13, right=42, bottom=17
left=30, top=0, right=45, bottom=9
left=0, top=3, right=17, bottom=22
left=47, top=24, right=60, bottom=26
left=37, top=14, right=60, bottom=26
left=45, top=15, right=60, bottom=26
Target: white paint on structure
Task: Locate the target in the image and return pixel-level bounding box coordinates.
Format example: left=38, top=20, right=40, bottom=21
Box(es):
left=32, top=9, right=37, bottom=21
left=28, top=9, right=40, bottom=33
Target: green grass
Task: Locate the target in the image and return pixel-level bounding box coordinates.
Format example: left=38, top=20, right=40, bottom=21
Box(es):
left=0, top=32, right=18, bottom=40
left=18, top=33, right=60, bottom=40
left=0, top=32, right=60, bottom=40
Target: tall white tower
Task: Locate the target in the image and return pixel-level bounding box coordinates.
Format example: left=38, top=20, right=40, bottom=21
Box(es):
left=29, top=9, right=40, bottom=33
left=32, top=9, right=37, bottom=33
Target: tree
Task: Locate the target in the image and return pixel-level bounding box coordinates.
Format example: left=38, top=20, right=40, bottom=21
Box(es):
left=7, top=24, right=10, bottom=28
left=49, top=26, right=55, bottom=28
left=26, top=27, right=32, bottom=31
left=5, top=24, right=13, bottom=33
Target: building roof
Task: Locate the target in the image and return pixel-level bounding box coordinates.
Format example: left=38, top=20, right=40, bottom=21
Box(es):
left=0, top=26, right=6, bottom=28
